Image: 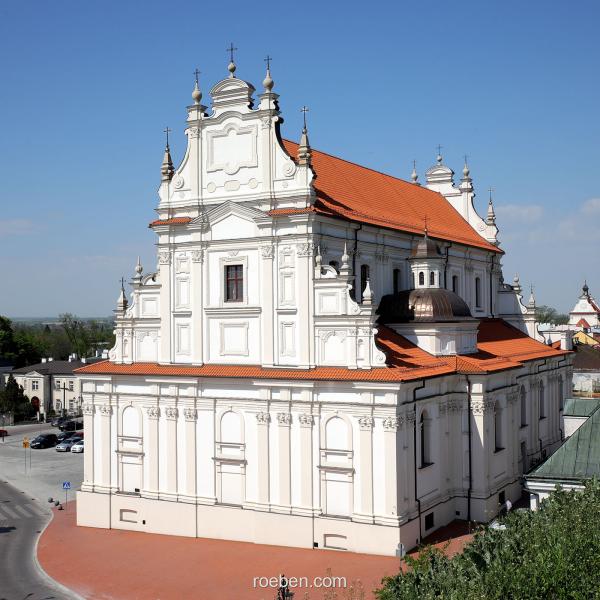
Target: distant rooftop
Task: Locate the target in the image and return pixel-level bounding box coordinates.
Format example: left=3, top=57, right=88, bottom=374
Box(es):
left=10, top=358, right=103, bottom=376
left=563, top=398, right=600, bottom=418
left=573, top=344, right=600, bottom=371
left=528, top=408, right=600, bottom=482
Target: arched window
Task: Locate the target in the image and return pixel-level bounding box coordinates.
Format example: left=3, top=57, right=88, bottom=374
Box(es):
left=418, top=271, right=425, bottom=286
left=520, top=386, right=527, bottom=427
left=360, top=264, right=370, bottom=300
left=429, top=271, right=435, bottom=286
left=539, top=382, right=545, bottom=419
left=329, top=260, right=339, bottom=272
left=475, top=277, right=482, bottom=308
left=452, top=275, right=459, bottom=293
left=420, top=411, right=432, bottom=467
left=494, top=404, right=503, bottom=451
left=393, top=268, right=401, bottom=295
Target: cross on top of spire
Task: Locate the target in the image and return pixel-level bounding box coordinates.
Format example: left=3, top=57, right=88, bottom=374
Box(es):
left=193, top=68, right=200, bottom=85
left=164, top=127, right=172, bottom=148
left=488, top=187, right=494, bottom=201
left=264, top=55, right=272, bottom=71
left=227, top=42, right=237, bottom=63
left=301, top=105, right=309, bottom=130
left=120, top=276, right=125, bottom=289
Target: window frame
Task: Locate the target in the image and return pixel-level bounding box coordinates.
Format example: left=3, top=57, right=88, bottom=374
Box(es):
left=219, top=255, right=249, bottom=306
left=475, top=276, right=482, bottom=308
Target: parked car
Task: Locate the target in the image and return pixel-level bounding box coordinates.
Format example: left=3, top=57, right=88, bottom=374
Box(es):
left=59, top=420, right=83, bottom=432
left=0, top=429, right=8, bottom=439
left=71, top=440, right=84, bottom=453
left=56, top=437, right=81, bottom=452
left=51, top=416, right=67, bottom=427
left=30, top=434, right=58, bottom=449
left=57, top=431, right=77, bottom=443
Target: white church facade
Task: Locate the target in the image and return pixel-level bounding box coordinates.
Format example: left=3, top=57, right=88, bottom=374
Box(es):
left=76, top=59, right=572, bottom=556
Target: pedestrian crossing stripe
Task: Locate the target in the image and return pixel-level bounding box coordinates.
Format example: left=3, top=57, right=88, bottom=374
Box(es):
left=0, top=502, right=49, bottom=521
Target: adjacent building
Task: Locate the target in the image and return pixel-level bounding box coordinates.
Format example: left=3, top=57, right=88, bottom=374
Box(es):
left=8, top=357, right=89, bottom=419
left=76, top=59, right=571, bottom=556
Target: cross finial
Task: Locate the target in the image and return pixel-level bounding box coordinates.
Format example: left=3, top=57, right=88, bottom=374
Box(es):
left=120, top=276, right=125, bottom=289
left=424, top=215, right=429, bottom=235
left=488, top=187, right=494, bottom=201
left=301, top=105, right=309, bottom=130
left=193, top=68, right=200, bottom=85
left=164, top=127, right=172, bottom=148
left=227, top=42, right=237, bottom=63
left=264, top=55, right=272, bottom=71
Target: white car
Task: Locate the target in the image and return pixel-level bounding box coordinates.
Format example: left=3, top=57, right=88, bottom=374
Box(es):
left=71, top=440, right=84, bottom=453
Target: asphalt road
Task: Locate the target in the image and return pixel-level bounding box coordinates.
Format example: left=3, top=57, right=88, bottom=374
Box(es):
left=0, top=479, right=79, bottom=600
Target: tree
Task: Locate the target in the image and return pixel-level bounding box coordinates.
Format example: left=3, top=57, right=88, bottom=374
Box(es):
left=376, top=480, right=600, bottom=600
left=0, top=374, right=35, bottom=421
left=535, top=305, right=569, bottom=326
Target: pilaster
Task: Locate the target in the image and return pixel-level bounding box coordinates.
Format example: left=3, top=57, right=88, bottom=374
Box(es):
left=298, top=413, right=314, bottom=510
left=183, top=408, right=198, bottom=498
left=165, top=406, right=178, bottom=495
left=158, top=250, right=173, bottom=364
left=260, top=244, right=275, bottom=367
left=356, top=416, right=374, bottom=519
left=256, top=412, right=271, bottom=505
left=276, top=412, right=291, bottom=507
left=144, top=406, right=160, bottom=497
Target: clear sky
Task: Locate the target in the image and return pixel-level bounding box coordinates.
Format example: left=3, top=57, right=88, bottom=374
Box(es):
left=0, top=0, right=598, bottom=317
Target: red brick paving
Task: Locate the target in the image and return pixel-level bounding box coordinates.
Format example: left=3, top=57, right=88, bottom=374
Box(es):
left=38, top=505, right=474, bottom=600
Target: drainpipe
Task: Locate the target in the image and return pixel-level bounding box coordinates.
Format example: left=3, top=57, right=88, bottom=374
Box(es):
left=412, top=380, right=426, bottom=543
left=444, top=244, right=450, bottom=289
left=466, top=375, right=473, bottom=522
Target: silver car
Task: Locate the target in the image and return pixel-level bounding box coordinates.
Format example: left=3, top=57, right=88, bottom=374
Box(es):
left=71, top=440, right=84, bottom=453
left=55, top=437, right=81, bottom=452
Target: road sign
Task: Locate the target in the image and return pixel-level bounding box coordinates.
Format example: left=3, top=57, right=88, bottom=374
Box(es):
left=62, top=481, right=71, bottom=490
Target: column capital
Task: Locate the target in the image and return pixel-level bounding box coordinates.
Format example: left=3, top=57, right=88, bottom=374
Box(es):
left=183, top=407, right=198, bottom=421
left=98, top=405, right=113, bottom=417
left=146, top=406, right=160, bottom=419
left=82, top=403, right=95, bottom=416
left=276, top=412, right=292, bottom=426
left=158, top=249, right=172, bottom=265
left=357, top=415, right=374, bottom=431
left=256, top=411, right=271, bottom=424
left=382, top=416, right=401, bottom=431
left=298, top=413, right=313, bottom=427
left=165, top=407, right=179, bottom=420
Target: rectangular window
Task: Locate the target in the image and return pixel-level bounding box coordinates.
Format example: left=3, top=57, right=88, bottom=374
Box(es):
left=475, top=277, right=482, bottom=308
left=55, top=380, right=61, bottom=390
left=68, top=381, right=74, bottom=391
left=225, top=265, right=244, bottom=302
left=393, top=268, right=401, bottom=295
left=425, top=512, right=434, bottom=530
left=32, top=380, right=39, bottom=391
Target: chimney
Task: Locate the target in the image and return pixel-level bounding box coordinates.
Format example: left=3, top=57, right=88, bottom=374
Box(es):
left=560, top=330, right=573, bottom=351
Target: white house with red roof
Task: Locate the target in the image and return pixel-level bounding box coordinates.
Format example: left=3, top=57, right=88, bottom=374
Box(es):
left=569, top=282, right=600, bottom=331
left=75, top=59, right=571, bottom=555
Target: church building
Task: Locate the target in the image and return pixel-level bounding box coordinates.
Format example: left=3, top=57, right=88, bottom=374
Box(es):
left=76, top=57, right=572, bottom=556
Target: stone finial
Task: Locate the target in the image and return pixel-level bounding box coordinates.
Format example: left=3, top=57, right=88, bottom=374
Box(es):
left=462, top=155, right=471, bottom=180
left=263, top=55, right=274, bottom=92
left=315, top=245, right=322, bottom=269
left=116, top=277, right=128, bottom=312
left=226, top=43, right=237, bottom=78
left=363, top=279, right=373, bottom=305
left=161, top=127, right=174, bottom=182
left=133, top=256, right=143, bottom=282
left=297, top=106, right=312, bottom=166
left=340, top=242, right=350, bottom=275
left=513, top=274, right=521, bottom=293
left=583, top=280, right=589, bottom=296
left=486, top=188, right=496, bottom=225
left=192, top=68, right=202, bottom=104
left=528, top=284, right=536, bottom=308
left=436, top=144, right=443, bottom=164
left=411, top=160, right=419, bottom=185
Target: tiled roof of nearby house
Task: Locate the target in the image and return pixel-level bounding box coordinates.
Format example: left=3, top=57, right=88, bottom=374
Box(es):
left=281, top=140, right=502, bottom=254
left=573, top=344, right=600, bottom=371
left=76, top=319, right=567, bottom=382
left=149, top=217, right=193, bottom=227
left=563, top=398, right=600, bottom=418
left=528, top=408, right=600, bottom=481
left=11, top=359, right=102, bottom=376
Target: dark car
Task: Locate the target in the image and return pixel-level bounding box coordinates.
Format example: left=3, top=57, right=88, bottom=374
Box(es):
left=51, top=416, right=67, bottom=427
left=30, top=433, right=58, bottom=449
left=57, top=431, right=77, bottom=443
left=59, top=420, right=83, bottom=432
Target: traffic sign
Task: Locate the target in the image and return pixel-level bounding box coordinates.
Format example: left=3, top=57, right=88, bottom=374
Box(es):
left=63, top=481, right=71, bottom=490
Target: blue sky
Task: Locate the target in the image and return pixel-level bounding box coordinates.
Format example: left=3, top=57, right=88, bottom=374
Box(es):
left=0, top=0, right=598, bottom=316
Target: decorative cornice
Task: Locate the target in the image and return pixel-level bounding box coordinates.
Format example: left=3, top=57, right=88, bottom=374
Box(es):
left=277, top=412, right=292, bottom=426
left=471, top=399, right=496, bottom=415
left=146, top=406, right=160, bottom=420
left=296, top=242, right=315, bottom=257
left=299, top=413, right=313, bottom=427
left=183, top=408, right=198, bottom=421
left=98, top=405, right=112, bottom=417
left=165, top=407, right=179, bottom=420
left=256, top=412, right=271, bottom=424
left=357, top=416, right=374, bottom=431
left=382, top=416, right=401, bottom=431
left=158, top=250, right=172, bottom=265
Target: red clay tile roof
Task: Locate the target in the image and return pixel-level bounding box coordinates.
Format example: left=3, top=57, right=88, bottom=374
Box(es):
left=76, top=319, right=567, bottom=382
left=149, top=217, right=192, bottom=227
left=281, top=140, right=501, bottom=254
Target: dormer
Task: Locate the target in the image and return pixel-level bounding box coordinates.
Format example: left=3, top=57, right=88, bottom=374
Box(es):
left=409, top=231, right=444, bottom=289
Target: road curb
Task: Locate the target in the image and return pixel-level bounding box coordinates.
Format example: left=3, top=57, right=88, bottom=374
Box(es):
left=34, top=500, right=85, bottom=600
